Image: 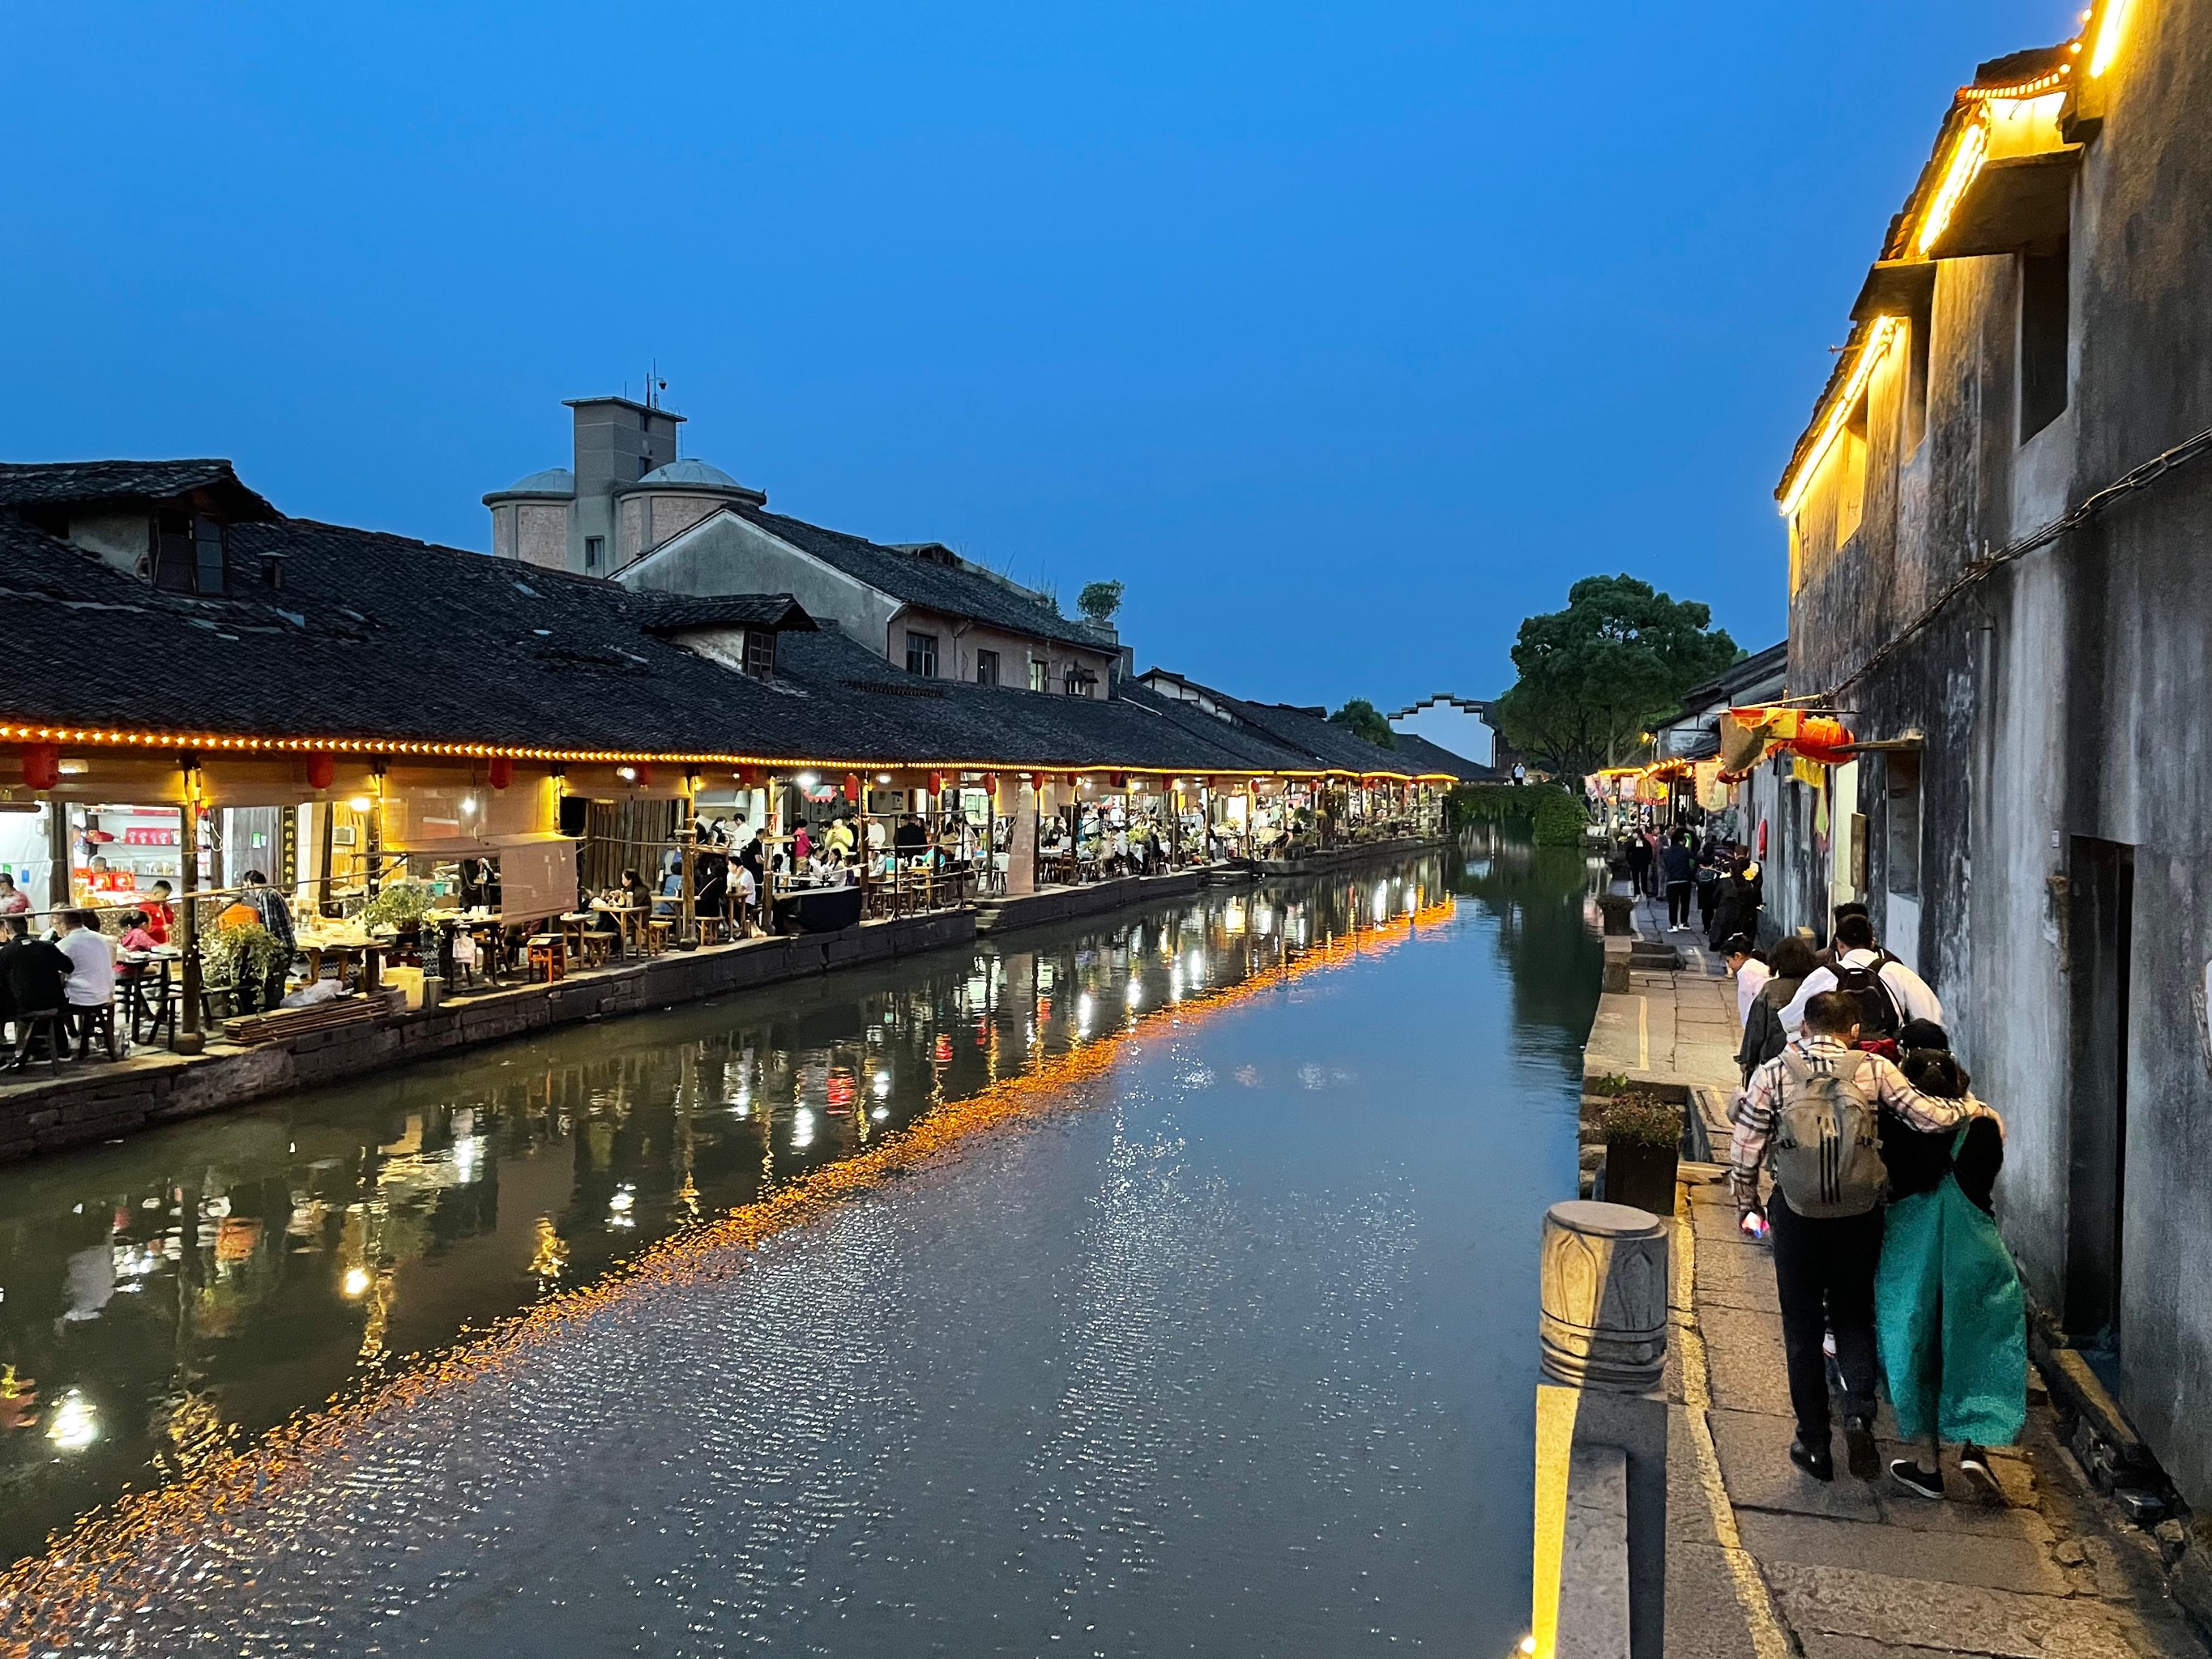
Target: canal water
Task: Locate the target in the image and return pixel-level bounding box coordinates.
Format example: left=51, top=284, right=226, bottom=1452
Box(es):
left=0, top=842, right=1599, bottom=1657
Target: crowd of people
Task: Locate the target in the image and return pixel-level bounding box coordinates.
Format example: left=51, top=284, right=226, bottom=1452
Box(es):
left=0, top=877, right=194, bottom=1063
left=1617, top=825, right=1764, bottom=949
left=1723, top=903, right=2024, bottom=1499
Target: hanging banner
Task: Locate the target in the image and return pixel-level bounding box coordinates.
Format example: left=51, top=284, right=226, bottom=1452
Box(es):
left=1695, top=759, right=1730, bottom=812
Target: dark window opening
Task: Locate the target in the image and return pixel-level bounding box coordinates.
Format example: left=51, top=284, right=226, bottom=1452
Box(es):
left=584, top=535, right=604, bottom=571
left=744, top=628, right=777, bottom=680
left=152, top=508, right=228, bottom=595
left=2021, top=244, right=2070, bottom=441
left=905, top=630, right=939, bottom=677
left=975, top=649, right=1000, bottom=687
left=1029, top=658, right=1048, bottom=693
left=1885, top=749, right=1922, bottom=898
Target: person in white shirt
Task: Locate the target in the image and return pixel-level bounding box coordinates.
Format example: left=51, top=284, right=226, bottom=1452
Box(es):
left=1781, top=912, right=1941, bottom=1035
left=1725, top=936, right=1770, bottom=1026
left=54, top=909, right=117, bottom=1055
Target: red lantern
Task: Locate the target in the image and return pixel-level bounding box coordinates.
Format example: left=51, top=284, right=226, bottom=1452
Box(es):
left=1791, top=716, right=1854, bottom=766
left=305, top=751, right=335, bottom=791
left=635, top=763, right=653, bottom=788
left=1066, top=773, right=1080, bottom=788
left=984, top=773, right=1000, bottom=797
left=843, top=772, right=860, bottom=803
left=929, top=771, right=945, bottom=795
left=489, top=756, right=514, bottom=791
left=1112, top=774, right=1128, bottom=791
left=21, top=742, right=59, bottom=791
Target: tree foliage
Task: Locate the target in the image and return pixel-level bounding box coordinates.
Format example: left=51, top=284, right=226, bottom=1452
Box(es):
left=1327, top=697, right=1395, bottom=748
left=1077, top=581, right=1125, bottom=624
left=1490, top=574, right=1740, bottom=776
left=1447, top=783, right=1586, bottom=846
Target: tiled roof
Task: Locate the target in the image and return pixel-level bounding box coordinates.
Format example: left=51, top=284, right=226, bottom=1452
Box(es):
left=0, top=459, right=279, bottom=518
left=0, top=508, right=1446, bottom=777
left=636, top=594, right=816, bottom=632
left=736, top=505, right=1111, bottom=654
left=1383, top=731, right=1496, bottom=784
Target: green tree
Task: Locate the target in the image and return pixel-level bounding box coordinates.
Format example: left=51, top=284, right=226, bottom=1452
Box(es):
left=1077, top=581, right=1125, bottom=625
left=1490, top=574, right=1740, bottom=775
left=1327, top=697, right=1396, bottom=748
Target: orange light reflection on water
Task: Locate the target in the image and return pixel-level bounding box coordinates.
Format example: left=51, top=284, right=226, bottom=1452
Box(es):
left=0, top=898, right=1454, bottom=1648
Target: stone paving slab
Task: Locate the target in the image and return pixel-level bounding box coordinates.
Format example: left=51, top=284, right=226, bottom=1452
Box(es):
left=1736, top=1510, right=2075, bottom=1597
left=1762, top=1561, right=2142, bottom=1659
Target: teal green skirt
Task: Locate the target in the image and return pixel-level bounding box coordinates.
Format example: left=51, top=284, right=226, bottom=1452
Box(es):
left=1876, top=1177, right=2027, bottom=1446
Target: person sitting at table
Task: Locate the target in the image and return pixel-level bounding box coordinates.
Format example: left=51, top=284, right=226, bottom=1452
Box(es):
left=0, top=914, right=72, bottom=1054
left=0, top=873, right=28, bottom=916
left=894, top=814, right=927, bottom=855
left=117, top=911, right=160, bottom=953
left=695, top=841, right=728, bottom=919
left=54, top=909, right=116, bottom=1056
left=654, top=866, right=681, bottom=917
left=817, top=847, right=854, bottom=888
left=735, top=859, right=764, bottom=936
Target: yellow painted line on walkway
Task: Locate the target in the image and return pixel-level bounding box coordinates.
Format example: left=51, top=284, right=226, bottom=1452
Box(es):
left=1673, top=1193, right=1795, bottom=1659
left=1637, top=996, right=1649, bottom=1072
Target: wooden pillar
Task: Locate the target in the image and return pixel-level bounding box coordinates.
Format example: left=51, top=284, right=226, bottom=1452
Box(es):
left=42, top=795, right=69, bottom=914
left=175, top=757, right=205, bottom=1055
left=679, top=774, right=698, bottom=945
left=365, top=759, right=386, bottom=897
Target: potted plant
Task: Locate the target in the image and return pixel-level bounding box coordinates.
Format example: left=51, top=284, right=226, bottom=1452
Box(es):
left=359, top=880, right=434, bottom=945
left=1596, top=1085, right=1685, bottom=1218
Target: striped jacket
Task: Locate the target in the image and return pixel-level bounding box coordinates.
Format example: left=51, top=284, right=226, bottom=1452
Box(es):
left=1729, top=1034, right=1977, bottom=1211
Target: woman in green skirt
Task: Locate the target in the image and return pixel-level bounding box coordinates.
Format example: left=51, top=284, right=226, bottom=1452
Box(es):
left=1876, top=1043, right=2026, bottom=1499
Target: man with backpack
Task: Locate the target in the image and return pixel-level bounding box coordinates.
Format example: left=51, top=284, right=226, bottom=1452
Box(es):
left=1729, top=990, right=1989, bottom=1482
left=1779, top=912, right=1941, bottom=1045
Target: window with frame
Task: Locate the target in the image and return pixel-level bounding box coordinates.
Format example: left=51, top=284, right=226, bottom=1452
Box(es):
left=1028, top=657, right=1048, bottom=693
left=975, top=649, right=1000, bottom=687
left=1885, top=750, right=1922, bottom=898
left=585, top=535, right=604, bottom=572
left=152, top=509, right=228, bottom=596
left=905, top=630, right=939, bottom=677
left=745, top=628, right=777, bottom=680
left=1062, top=664, right=1083, bottom=696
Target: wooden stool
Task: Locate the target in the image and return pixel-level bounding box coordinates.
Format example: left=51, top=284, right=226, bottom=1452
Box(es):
left=71, top=1003, right=118, bottom=1060
left=647, top=919, right=672, bottom=956
left=525, top=934, right=566, bottom=983
left=9, top=1009, right=66, bottom=1073
left=580, top=932, right=614, bottom=967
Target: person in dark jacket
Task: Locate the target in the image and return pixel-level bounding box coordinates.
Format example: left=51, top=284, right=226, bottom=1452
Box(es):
left=1661, top=833, right=1698, bottom=930
left=1737, top=936, right=1817, bottom=1082
left=1695, top=838, right=1723, bottom=935
left=1707, top=856, right=1764, bottom=952
left=1624, top=830, right=1654, bottom=898
left=0, top=915, right=73, bottom=1058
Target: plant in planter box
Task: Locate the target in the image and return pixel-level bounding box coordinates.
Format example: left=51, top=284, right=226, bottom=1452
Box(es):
left=203, top=921, right=290, bottom=1015
left=1596, top=1086, right=1685, bottom=1219
left=359, top=881, right=433, bottom=935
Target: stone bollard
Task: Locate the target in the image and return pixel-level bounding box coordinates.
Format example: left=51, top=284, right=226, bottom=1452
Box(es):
left=1602, top=936, right=1633, bottom=995
left=1532, top=1201, right=1669, bottom=1659
left=1597, top=891, right=1638, bottom=937
left=1539, top=1201, right=1669, bottom=1390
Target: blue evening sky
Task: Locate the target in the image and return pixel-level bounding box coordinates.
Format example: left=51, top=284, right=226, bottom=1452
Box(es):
left=0, top=1, right=2069, bottom=709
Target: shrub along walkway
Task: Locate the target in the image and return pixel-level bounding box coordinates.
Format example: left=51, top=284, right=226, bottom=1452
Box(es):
left=1594, top=895, right=2206, bottom=1658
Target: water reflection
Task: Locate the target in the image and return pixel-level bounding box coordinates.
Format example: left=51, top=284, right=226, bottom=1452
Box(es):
left=0, top=859, right=1515, bottom=1567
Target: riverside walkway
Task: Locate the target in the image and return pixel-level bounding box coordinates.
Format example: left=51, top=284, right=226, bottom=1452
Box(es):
left=1586, top=895, right=2206, bottom=1659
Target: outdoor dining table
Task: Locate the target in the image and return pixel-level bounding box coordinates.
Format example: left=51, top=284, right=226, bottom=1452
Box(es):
left=294, top=930, right=386, bottom=992
left=116, top=947, right=181, bottom=1045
